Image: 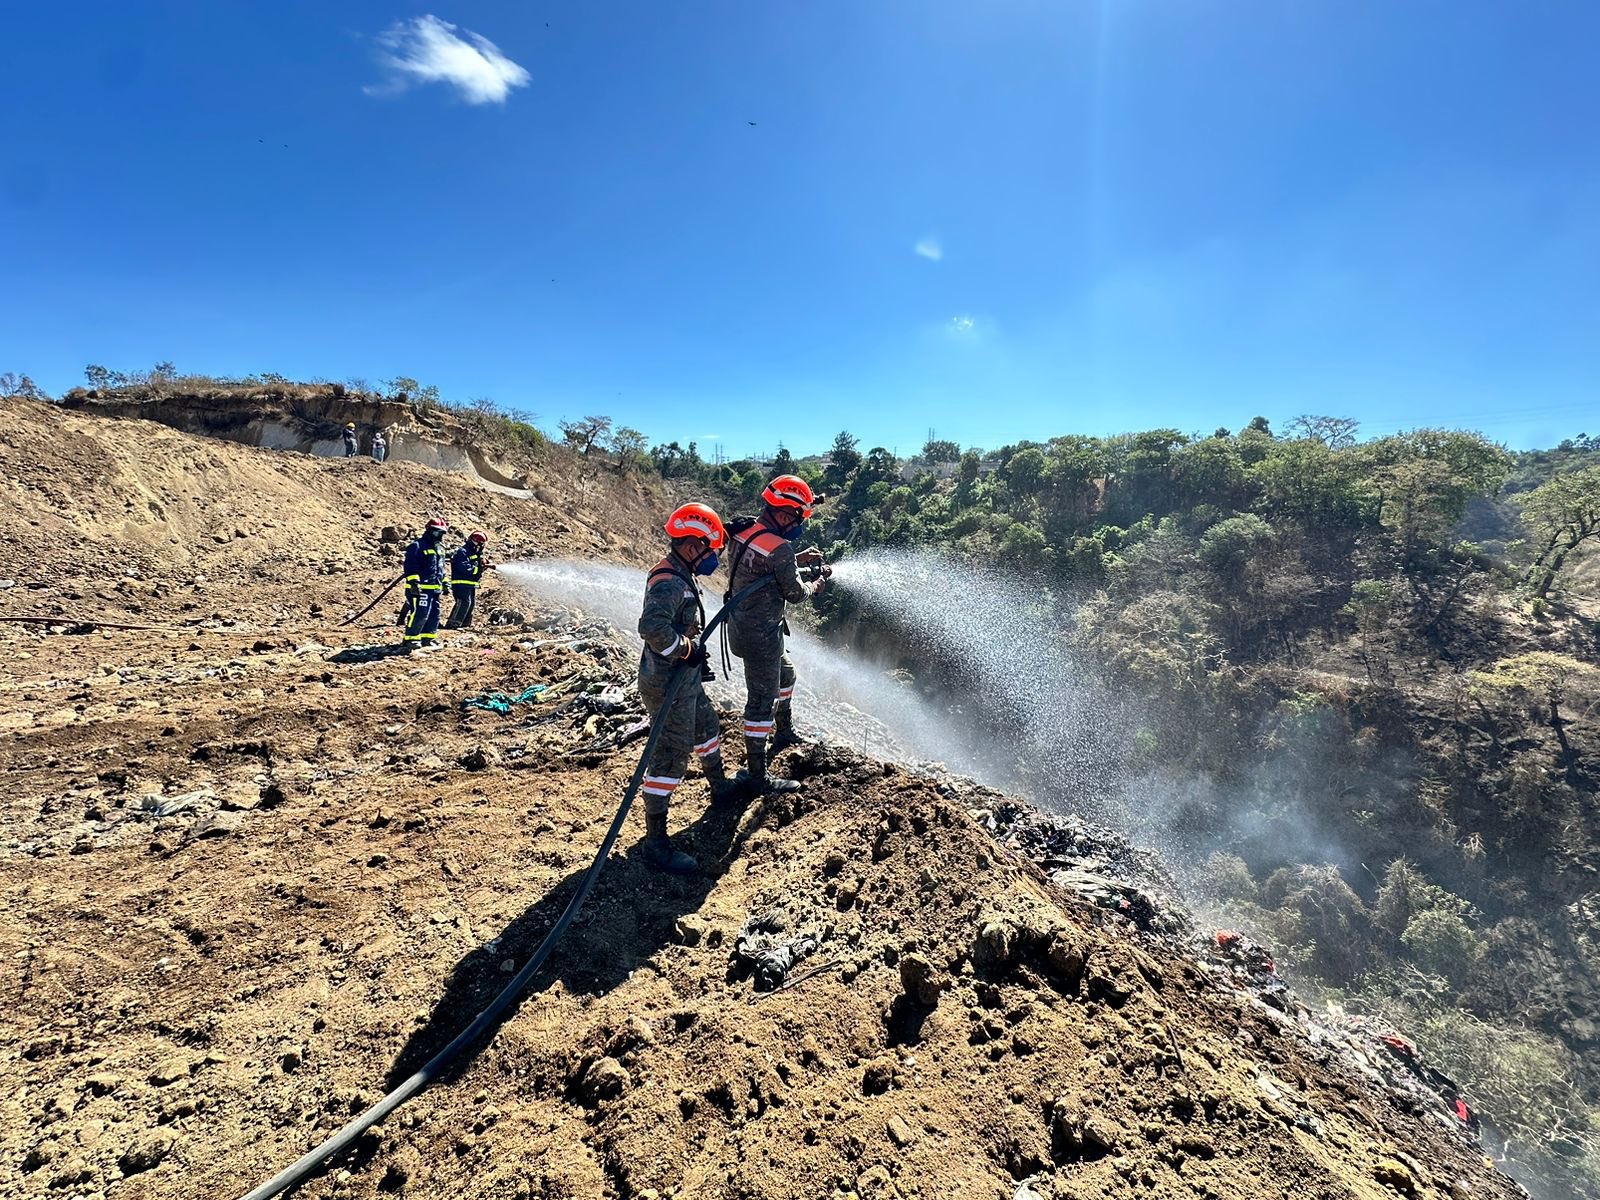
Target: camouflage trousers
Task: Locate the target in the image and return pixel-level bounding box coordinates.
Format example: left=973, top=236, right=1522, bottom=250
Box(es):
left=637, top=670, right=725, bottom=817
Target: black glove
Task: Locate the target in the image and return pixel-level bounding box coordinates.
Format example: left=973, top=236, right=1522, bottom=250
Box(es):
left=680, top=642, right=708, bottom=668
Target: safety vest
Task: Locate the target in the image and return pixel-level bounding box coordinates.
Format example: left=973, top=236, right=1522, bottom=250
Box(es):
left=452, top=547, right=484, bottom=585
left=404, top=542, right=446, bottom=590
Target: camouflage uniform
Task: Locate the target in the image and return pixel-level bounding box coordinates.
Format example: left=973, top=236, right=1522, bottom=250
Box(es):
left=726, top=519, right=808, bottom=779
left=637, top=558, right=727, bottom=816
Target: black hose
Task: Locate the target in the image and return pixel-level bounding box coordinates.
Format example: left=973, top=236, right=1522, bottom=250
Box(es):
left=236, top=575, right=771, bottom=1200
left=340, top=573, right=407, bottom=628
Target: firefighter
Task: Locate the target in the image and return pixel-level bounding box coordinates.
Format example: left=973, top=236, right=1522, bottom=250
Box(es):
left=725, top=475, right=826, bottom=794
left=401, top=516, right=449, bottom=651
left=635, top=503, right=735, bottom=873
left=342, top=422, right=359, bottom=457
left=446, top=531, right=488, bottom=629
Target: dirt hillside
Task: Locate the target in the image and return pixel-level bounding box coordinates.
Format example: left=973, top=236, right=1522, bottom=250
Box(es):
left=0, top=399, right=1519, bottom=1200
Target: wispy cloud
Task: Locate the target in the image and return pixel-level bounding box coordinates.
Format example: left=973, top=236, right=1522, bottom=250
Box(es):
left=948, top=314, right=975, bottom=334
left=365, top=15, right=530, bottom=105
left=914, top=238, right=943, bottom=262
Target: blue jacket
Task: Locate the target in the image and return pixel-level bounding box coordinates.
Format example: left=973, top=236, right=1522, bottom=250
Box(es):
left=450, top=544, right=485, bottom=585
left=404, top=536, right=447, bottom=591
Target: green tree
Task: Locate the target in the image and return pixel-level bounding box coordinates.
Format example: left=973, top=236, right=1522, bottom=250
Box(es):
left=1003, top=446, right=1047, bottom=496
left=953, top=450, right=981, bottom=509
left=84, top=364, right=112, bottom=389
left=1104, top=429, right=1188, bottom=523
left=1040, top=435, right=1107, bottom=541
left=922, top=438, right=961, bottom=463
left=1517, top=465, right=1600, bottom=598
left=652, top=442, right=687, bottom=476
left=825, top=430, right=862, bottom=488
left=1363, top=431, right=1510, bottom=559
left=1198, top=514, right=1274, bottom=584
left=1285, top=414, right=1360, bottom=449
left=560, top=415, right=613, bottom=457
left=998, top=522, right=1051, bottom=572
left=609, top=425, right=648, bottom=472
left=1469, top=651, right=1597, bottom=781
left=1250, top=437, right=1364, bottom=528
left=1172, top=437, right=1248, bottom=511
left=1342, top=579, right=1397, bottom=684
left=0, top=372, right=46, bottom=401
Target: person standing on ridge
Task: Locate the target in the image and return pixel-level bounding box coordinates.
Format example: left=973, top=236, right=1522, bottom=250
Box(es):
left=445, top=531, right=489, bottom=629
left=371, top=430, right=387, bottom=463
left=342, top=422, right=359, bottom=457
left=635, top=503, right=737, bottom=873
left=725, top=474, right=827, bottom=795
left=401, top=516, right=449, bottom=651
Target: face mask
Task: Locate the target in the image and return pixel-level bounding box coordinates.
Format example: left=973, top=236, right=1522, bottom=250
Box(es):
left=693, top=550, right=720, bottom=576
left=778, top=519, right=804, bottom=541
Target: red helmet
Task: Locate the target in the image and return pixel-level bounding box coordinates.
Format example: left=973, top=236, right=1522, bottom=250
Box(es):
left=762, top=474, right=814, bottom=518
left=664, top=502, right=726, bottom=550
left=426, top=516, right=449, bottom=532
left=468, top=531, right=488, bottom=545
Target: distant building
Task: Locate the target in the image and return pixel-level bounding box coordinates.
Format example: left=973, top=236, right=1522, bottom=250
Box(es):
left=897, top=457, right=1000, bottom=482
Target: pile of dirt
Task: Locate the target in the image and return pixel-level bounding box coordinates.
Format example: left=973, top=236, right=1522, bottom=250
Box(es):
left=57, top=384, right=542, bottom=493
left=0, top=401, right=1523, bottom=1200
left=0, top=397, right=670, bottom=627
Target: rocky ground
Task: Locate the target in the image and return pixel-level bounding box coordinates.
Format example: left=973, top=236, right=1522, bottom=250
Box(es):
left=0, top=399, right=1523, bottom=1200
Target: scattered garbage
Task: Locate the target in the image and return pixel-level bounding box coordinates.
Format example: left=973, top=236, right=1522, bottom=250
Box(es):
left=1330, top=1016, right=1482, bottom=1136
left=138, top=789, right=216, bottom=819
left=460, top=685, right=549, bottom=715
left=969, top=795, right=1188, bottom=937
left=733, top=912, right=820, bottom=991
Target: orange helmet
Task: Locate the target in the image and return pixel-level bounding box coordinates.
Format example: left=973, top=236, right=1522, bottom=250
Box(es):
left=761, top=474, right=814, bottom=518
left=664, top=502, right=726, bottom=550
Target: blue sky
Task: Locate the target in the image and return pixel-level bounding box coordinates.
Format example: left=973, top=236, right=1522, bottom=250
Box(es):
left=3, top=2, right=1596, bottom=456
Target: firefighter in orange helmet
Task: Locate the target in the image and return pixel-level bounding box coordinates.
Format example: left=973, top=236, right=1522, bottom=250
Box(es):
left=634, top=502, right=732, bottom=873
left=723, top=475, right=826, bottom=794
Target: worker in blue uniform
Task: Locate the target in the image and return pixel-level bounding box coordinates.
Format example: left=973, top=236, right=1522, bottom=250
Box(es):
left=401, top=516, right=449, bottom=651
left=446, top=531, right=489, bottom=629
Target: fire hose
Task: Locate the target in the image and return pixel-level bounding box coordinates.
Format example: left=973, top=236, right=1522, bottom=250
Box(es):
left=236, top=574, right=776, bottom=1200
left=339, top=573, right=407, bottom=627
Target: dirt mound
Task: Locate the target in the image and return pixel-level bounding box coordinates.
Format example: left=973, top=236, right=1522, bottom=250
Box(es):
left=58, top=384, right=540, bottom=492
left=0, top=403, right=1521, bottom=1200
left=0, top=397, right=668, bottom=626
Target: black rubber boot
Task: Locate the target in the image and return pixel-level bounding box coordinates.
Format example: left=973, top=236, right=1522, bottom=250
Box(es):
left=640, top=810, right=698, bottom=874
left=704, top=756, right=744, bottom=806
left=769, top=702, right=807, bottom=753
left=735, top=737, right=800, bottom=796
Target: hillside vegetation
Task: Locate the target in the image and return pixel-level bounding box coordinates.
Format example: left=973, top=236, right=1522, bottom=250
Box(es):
left=771, top=419, right=1600, bottom=1198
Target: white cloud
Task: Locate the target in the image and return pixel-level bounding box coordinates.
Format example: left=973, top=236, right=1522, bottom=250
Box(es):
left=365, top=15, right=530, bottom=105
left=914, top=238, right=943, bottom=262
left=948, top=314, right=975, bottom=333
